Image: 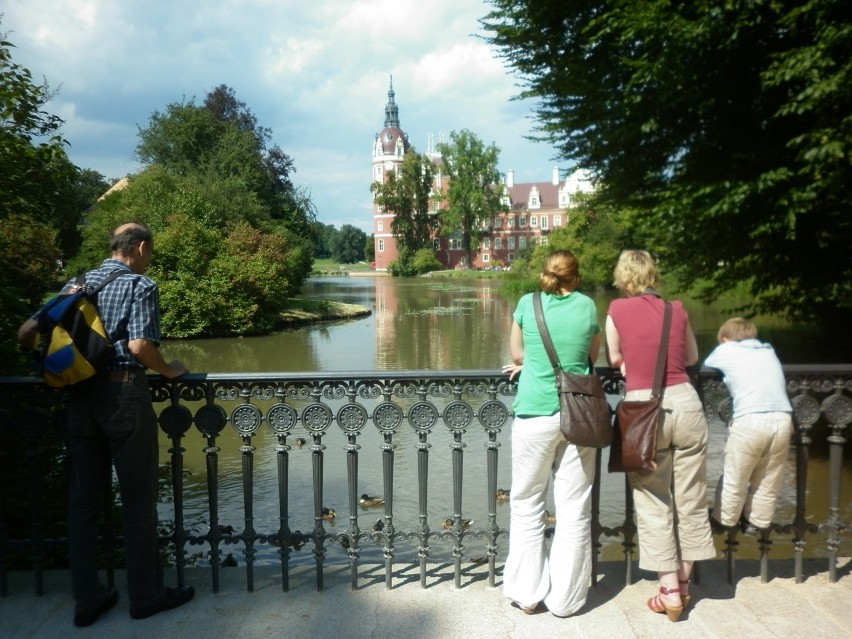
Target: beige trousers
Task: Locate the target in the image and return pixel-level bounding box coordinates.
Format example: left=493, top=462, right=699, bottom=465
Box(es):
left=713, top=412, right=793, bottom=528
left=625, top=383, right=717, bottom=572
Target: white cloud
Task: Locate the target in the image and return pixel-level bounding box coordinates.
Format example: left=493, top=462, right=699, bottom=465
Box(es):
left=2, top=0, right=561, bottom=232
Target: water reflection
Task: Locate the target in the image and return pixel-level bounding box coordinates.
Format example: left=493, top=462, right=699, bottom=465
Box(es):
left=162, top=276, right=846, bottom=372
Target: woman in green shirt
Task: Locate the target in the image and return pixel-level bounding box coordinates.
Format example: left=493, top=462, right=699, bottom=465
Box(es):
left=502, top=250, right=601, bottom=618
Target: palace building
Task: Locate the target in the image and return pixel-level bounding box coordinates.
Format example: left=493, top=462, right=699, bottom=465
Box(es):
left=371, top=79, right=593, bottom=271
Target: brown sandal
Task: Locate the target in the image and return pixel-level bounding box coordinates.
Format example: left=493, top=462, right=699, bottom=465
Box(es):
left=647, top=585, right=683, bottom=622
left=679, top=580, right=692, bottom=609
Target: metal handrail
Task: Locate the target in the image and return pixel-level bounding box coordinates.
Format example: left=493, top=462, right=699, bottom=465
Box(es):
left=1, top=365, right=849, bottom=597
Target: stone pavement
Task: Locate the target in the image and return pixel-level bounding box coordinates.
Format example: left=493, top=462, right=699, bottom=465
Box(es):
left=1, top=558, right=850, bottom=639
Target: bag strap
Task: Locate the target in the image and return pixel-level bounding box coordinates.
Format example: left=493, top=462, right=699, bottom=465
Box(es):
left=533, top=291, right=561, bottom=372
left=77, top=269, right=125, bottom=295
left=532, top=291, right=595, bottom=384
left=650, top=301, right=672, bottom=399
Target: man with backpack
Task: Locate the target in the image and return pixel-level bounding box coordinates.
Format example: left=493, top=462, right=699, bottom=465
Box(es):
left=18, top=222, right=194, bottom=626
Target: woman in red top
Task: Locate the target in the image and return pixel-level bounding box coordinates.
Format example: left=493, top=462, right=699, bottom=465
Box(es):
left=606, top=250, right=715, bottom=622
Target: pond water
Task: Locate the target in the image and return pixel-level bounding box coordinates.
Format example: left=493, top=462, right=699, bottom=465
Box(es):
left=158, top=276, right=849, bottom=566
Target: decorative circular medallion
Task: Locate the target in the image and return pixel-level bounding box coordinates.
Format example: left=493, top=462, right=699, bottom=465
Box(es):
left=194, top=405, right=227, bottom=438
left=267, top=403, right=298, bottom=434
left=444, top=401, right=473, bottom=432
left=337, top=403, right=368, bottom=434
left=478, top=400, right=508, bottom=430
left=792, top=394, right=821, bottom=427
left=302, top=403, right=333, bottom=434
left=718, top=397, right=733, bottom=425
left=822, top=394, right=852, bottom=426
left=374, top=402, right=404, bottom=433
left=408, top=401, right=439, bottom=433
left=159, top=404, right=193, bottom=438
left=231, top=404, right=263, bottom=435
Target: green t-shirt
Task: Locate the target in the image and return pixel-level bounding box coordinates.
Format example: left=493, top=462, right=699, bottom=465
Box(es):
left=512, top=291, right=600, bottom=417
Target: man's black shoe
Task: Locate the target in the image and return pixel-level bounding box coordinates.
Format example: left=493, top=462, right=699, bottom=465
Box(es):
left=130, top=586, right=195, bottom=620
left=74, top=588, right=119, bottom=627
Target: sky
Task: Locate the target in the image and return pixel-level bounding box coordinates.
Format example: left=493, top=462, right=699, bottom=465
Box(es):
left=3, top=0, right=567, bottom=233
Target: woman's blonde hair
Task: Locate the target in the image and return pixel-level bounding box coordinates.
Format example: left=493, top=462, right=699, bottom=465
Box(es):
left=540, top=250, right=580, bottom=294
left=613, top=250, right=660, bottom=296
left=717, top=317, right=758, bottom=342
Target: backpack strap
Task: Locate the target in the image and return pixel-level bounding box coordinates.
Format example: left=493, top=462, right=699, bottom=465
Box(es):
left=78, top=269, right=126, bottom=295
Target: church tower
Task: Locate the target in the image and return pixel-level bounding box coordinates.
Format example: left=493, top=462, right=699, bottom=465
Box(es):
left=371, top=77, right=410, bottom=271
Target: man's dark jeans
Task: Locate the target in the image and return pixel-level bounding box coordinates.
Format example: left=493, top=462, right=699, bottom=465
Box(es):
left=67, top=372, right=163, bottom=614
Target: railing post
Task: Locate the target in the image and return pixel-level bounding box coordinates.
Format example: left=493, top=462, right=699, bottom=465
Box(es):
left=822, top=387, right=851, bottom=583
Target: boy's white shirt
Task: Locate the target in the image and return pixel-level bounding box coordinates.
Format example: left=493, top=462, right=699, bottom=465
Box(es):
left=704, top=339, right=792, bottom=419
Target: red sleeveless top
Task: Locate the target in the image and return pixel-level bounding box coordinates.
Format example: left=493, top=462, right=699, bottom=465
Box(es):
left=607, top=294, right=691, bottom=392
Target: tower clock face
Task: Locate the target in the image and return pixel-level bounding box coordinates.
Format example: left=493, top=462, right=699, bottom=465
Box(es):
left=384, top=161, right=394, bottom=171
left=386, top=132, right=393, bottom=141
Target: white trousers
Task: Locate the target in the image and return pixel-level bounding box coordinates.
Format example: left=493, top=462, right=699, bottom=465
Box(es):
left=503, top=414, right=596, bottom=617
left=713, top=412, right=793, bottom=528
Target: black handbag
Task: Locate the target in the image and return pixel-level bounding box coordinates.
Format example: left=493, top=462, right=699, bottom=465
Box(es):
left=532, top=292, right=612, bottom=448
left=608, top=300, right=671, bottom=474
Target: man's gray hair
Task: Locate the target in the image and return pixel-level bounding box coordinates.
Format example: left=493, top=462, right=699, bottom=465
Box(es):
left=109, top=224, right=153, bottom=255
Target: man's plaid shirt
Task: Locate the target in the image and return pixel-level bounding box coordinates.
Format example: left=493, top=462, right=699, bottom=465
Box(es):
left=60, top=258, right=162, bottom=370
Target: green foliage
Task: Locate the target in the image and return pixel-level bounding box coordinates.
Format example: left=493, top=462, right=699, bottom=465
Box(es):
left=147, top=216, right=303, bottom=338
left=370, top=149, right=438, bottom=254
left=312, top=221, right=334, bottom=258
left=482, top=0, right=852, bottom=326
left=71, top=85, right=316, bottom=337
left=330, top=224, right=367, bottom=264
left=436, top=130, right=506, bottom=263
left=410, top=248, right=443, bottom=275
left=1, top=26, right=109, bottom=374
left=364, top=233, right=375, bottom=262
left=388, top=246, right=442, bottom=276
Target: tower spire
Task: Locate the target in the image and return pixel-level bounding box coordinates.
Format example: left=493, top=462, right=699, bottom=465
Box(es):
left=384, top=75, right=400, bottom=129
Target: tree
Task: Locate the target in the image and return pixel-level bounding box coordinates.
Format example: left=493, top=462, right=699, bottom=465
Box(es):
left=364, top=233, right=375, bottom=263
left=72, top=86, right=317, bottom=337
left=136, top=84, right=316, bottom=239
left=482, top=0, right=852, bottom=326
left=519, top=196, right=637, bottom=292
left=330, top=224, right=366, bottom=264
left=436, top=130, right=506, bottom=266
left=370, top=149, right=437, bottom=254
left=1, top=26, right=108, bottom=372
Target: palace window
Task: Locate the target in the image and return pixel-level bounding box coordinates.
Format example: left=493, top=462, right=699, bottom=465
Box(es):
left=541, top=236, right=549, bottom=246
left=508, top=237, right=516, bottom=249
left=519, top=216, right=527, bottom=227
left=482, top=253, right=490, bottom=263
left=494, top=217, right=503, bottom=228
left=540, top=216, right=548, bottom=230
left=508, top=216, right=516, bottom=227
left=449, top=237, right=463, bottom=250
left=377, top=221, right=383, bottom=232
left=482, top=238, right=491, bottom=250
left=374, top=166, right=383, bottom=180
left=495, top=237, right=503, bottom=250
left=508, top=252, right=516, bottom=262
left=554, top=215, right=562, bottom=227
left=530, top=216, right=538, bottom=227
left=378, top=239, right=385, bottom=252
left=528, top=186, right=541, bottom=209
left=519, top=236, right=527, bottom=249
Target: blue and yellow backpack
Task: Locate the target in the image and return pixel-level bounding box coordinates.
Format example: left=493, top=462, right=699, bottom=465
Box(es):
left=32, top=270, right=122, bottom=388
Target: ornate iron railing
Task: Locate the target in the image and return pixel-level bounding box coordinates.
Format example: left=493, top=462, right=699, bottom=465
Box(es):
left=1, top=365, right=849, bottom=598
